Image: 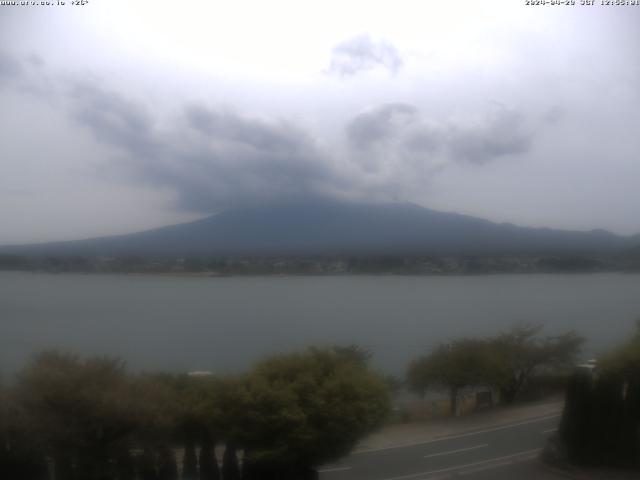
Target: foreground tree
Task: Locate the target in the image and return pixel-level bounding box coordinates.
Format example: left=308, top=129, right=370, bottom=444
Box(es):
left=225, top=347, right=390, bottom=479
left=407, top=325, right=583, bottom=411
left=4, top=345, right=389, bottom=480
left=557, top=321, right=640, bottom=469
left=132, top=376, right=189, bottom=480
left=222, top=444, right=240, bottom=480
left=182, top=438, right=198, bottom=480
left=407, top=338, right=501, bottom=415
left=157, top=445, right=178, bottom=480
left=559, top=369, right=594, bottom=464
left=596, top=320, right=640, bottom=467
left=330, top=344, right=373, bottom=368
left=198, top=430, right=220, bottom=480
left=491, top=324, right=584, bottom=403
left=0, top=387, right=49, bottom=480
left=600, top=319, right=640, bottom=378
left=15, top=351, right=142, bottom=480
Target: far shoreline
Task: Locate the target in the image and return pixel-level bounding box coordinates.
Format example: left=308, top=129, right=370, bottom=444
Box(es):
left=2, top=269, right=639, bottom=278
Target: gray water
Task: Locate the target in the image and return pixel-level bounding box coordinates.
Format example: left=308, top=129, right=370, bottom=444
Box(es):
left=1, top=272, right=639, bottom=378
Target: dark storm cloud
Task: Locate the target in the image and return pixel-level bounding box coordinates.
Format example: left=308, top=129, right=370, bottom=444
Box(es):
left=168, top=105, right=344, bottom=211
left=65, top=84, right=347, bottom=212
left=0, top=49, right=56, bottom=99
left=186, top=105, right=308, bottom=155
left=346, top=103, right=418, bottom=149
left=2, top=51, right=537, bottom=217
left=446, top=107, right=532, bottom=164
left=70, top=83, right=158, bottom=157
left=329, top=34, right=403, bottom=76
left=0, top=55, right=355, bottom=212
left=346, top=102, right=533, bottom=167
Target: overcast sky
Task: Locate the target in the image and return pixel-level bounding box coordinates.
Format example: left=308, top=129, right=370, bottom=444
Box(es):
left=1, top=0, right=639, bottom=245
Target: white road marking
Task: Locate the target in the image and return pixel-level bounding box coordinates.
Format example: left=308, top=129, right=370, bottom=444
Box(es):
left=423, top=444, right=488, bottom=459
left=352, top=413, right=560, bottom=455
left=458, top=460, right=515, bottom=475
left=542, top=428, right=557, bottom=434
left=318, top=466, right=352, bottom=473
left=379, top=448, right=542, bottom=480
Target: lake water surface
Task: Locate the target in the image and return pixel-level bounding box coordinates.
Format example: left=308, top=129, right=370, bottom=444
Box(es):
left=1, top=272, right=639, bottom=377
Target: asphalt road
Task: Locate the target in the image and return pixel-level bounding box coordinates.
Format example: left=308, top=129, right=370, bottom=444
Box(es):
left=319, top=414, right=561, bottom=480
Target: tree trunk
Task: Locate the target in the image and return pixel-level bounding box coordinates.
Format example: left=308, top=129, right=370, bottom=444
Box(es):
left=198, top=434, right=219, bottom=480
left=183, top=439, right=198, bottom=480
left=500, top=386, right=518, bottom=405
left=157, top=446, right=178, bottom=480
left=450, top=387, right=459, bottom=416
left=221, top=444, right=240, bottom=480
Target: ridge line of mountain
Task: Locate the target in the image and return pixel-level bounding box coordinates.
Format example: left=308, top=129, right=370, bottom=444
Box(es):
left=1, top=201, right=638, bottom=257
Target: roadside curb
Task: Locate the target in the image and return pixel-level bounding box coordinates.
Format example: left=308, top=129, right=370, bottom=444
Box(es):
left=353, top=409, right=562, bottom=455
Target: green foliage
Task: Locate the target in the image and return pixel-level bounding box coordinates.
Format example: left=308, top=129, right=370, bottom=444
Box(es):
left=409, top=339, right=502, bottom=392
left=232, top=347, right=390, bottom=468
left=407, top=338, right=502, bottom=414
left=124, top=374, right=182, bottom=453
left=11, top=351, right=186, bottom=480
left=0, top=387, right=48, bottom=480
left=199, top=376, right=247, bottom=445
left=16, top=351, right=142, bottom=479
left=4, top=345, right=390, bottom=479
left=560, top=321, right=640, bottom=469
left=407, top=324, right=584, bottom=411
left=491, top=324, right=584, bottom=403
left=599, top=319, right=640, bottom=378
left=329, top=344, right=373, bottom=368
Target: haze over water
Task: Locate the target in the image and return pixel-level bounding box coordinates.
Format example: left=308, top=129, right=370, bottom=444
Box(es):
left=2, top=271, right=639, bottom=378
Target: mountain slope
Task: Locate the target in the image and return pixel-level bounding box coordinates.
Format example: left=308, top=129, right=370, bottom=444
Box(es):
left=2, top=202, right=638, bottom=257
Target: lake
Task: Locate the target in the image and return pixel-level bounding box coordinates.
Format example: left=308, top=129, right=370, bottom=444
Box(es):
left=1, top=272, right=639, bottom=378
